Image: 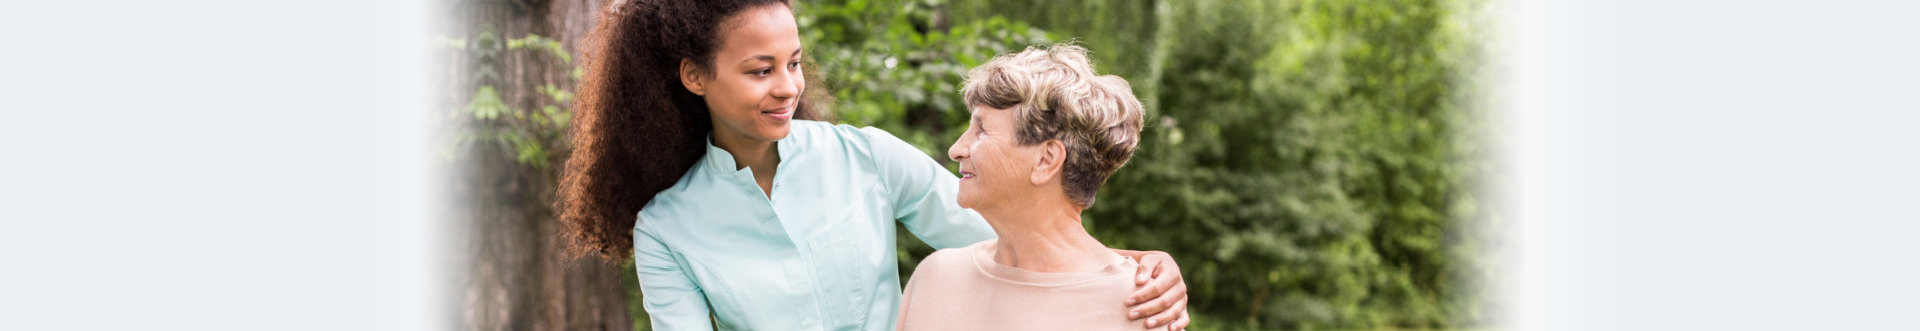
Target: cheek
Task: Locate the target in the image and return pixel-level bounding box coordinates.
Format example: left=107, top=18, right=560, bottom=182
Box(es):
left=714, top=79, right=759, bottom=109
left=743, top=81, right=770, bottom=105
left=984, top=144, right=1022, bottom=176
left=793, top=68, right=807, bottom=91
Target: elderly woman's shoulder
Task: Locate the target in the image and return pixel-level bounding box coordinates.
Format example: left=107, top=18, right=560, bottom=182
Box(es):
left=913, top=240, right=994, bottom=275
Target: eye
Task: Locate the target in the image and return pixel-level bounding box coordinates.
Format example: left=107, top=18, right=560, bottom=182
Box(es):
left=751, top=68, right=773, bottom=77
left=787, top=61, right=802, bottom=71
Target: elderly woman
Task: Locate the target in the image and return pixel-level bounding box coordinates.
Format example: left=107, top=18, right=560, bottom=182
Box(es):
left=896, top=44, right=1172, bottom=330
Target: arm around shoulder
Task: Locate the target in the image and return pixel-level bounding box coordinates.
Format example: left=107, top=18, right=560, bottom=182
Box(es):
left=860, top=127, right=995, bottom=249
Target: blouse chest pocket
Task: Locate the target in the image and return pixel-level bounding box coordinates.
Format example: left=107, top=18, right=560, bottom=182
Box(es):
left=808, top=219, right=875, bottom=329
left=784, top=168, right=888, bottom=329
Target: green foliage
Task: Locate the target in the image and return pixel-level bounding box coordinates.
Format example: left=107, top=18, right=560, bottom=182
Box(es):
left=796, top=0, right=1051, bottom=158
left=507, top=34, right=573, bottom=64
left=945, top=0, right=1161, bottom=93
left=443, top=30, right=578, bottom=169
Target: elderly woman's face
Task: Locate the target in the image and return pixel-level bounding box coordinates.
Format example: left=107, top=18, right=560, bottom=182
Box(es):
left=948, top=105, right=1043, bottom=210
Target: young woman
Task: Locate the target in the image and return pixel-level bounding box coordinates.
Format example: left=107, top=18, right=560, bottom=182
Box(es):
left=556, top=1, right=1191, bottom=330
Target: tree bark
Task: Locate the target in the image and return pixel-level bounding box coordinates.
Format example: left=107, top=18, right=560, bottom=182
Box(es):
left=443, top=0, right=626, bottom=330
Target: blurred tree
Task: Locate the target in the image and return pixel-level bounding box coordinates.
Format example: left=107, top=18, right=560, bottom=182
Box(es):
left=439, top=0, right=628, bottom=330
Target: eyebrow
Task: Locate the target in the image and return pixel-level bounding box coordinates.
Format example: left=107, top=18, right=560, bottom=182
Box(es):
left=739, top=48, right=804, bottom=65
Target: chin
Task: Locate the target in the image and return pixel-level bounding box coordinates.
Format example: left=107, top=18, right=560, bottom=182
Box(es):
left=757, top=125, right=792, bottom=141
left=954, top=194, right=978, bottom=210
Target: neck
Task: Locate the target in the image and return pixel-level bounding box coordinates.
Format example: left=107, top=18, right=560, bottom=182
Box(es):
left=978, top=195, right=1115, bottom=273
left=712, top=128, right=781, bottom=198
left=711, top=129, right=780, bottom=172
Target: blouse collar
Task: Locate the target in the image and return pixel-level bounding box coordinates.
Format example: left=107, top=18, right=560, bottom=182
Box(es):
left=700, top=125, right=806, bottom=176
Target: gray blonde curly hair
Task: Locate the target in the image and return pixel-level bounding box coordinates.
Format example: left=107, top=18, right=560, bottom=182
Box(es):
left=960, top=43, right=1146, bottom=208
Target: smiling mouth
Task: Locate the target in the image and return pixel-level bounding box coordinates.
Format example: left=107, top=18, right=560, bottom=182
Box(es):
left=761, top=106, right=793, bottom=122
left=959, top=171, right=975, bottom=179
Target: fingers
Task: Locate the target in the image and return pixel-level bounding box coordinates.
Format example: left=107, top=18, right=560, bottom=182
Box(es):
left=1129, top=278, right=1188, bottom=324
left=1153, top=252, right=1182, bottom=282
left=1168, top=309, right=1190, bottom=331
left=1130, top=253, right=1179, bottom=303
left=1127, top=268, right=1178, bottom=307
left=1143, top=295, right=1189, bottom=329
left=1134, top=254, right=1165, bottom=286
left=1124, top=250, right=1188, bottom=329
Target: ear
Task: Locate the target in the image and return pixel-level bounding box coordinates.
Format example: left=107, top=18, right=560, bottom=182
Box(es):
left=1030, top=139, right=1067, bottom=186
left=680, top=59, right=707, bottom=96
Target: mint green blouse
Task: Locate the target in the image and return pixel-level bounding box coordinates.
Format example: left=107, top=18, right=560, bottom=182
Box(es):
left=633, top=120, right=997, bottom=331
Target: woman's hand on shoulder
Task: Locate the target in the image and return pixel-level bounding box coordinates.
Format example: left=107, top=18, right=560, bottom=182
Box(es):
left=1116, top=249, right=1189, bottom=331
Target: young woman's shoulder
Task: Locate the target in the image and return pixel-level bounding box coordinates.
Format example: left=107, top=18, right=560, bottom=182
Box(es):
left=635, top=173, right=699, bottom=225
left=789, top=119, right=878, bottom=141
left=787, top=120, right=920, bottom=160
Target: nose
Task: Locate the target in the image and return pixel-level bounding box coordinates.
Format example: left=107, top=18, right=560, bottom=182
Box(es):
left=947, top=136, right=969, bottom=162
left=770, top=69, right=800, bottom=100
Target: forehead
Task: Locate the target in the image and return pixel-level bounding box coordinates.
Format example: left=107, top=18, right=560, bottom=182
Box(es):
left=715, top=5, right=800, bottom=60
left=969, top=105, right=1014, bottom=122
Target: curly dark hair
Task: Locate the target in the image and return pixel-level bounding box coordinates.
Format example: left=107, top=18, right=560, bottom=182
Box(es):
left=558, top=0, right=826, bottom=260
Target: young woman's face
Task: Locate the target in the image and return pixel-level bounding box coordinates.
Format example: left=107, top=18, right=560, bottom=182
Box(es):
left=948, top=105, right=1043, bottom=210
left=692, top=4, right=805, bottom=145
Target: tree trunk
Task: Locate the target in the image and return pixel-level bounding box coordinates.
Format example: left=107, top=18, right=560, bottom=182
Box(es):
left=443, top=0, right=626, bottom=330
